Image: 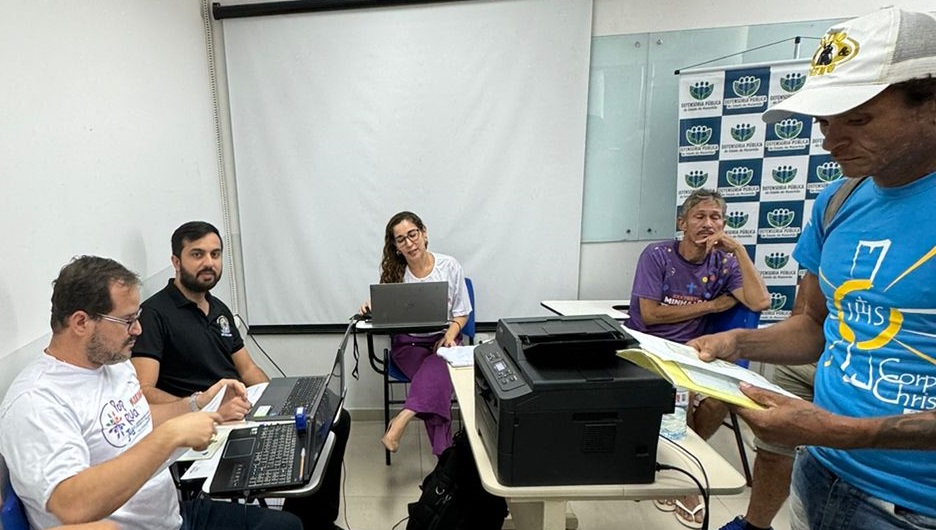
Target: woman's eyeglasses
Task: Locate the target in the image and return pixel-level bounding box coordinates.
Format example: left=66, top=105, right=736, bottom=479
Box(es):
left=394, top=228, right=422, bottom=246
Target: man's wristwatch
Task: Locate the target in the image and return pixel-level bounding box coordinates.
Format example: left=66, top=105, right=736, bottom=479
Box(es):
left=189, top=391, right=203, bottom=412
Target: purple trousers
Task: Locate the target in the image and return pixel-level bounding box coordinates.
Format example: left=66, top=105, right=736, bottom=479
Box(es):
left=390, top=333, right=456, bottom=455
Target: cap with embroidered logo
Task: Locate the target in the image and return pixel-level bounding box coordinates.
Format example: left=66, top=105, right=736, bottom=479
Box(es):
left=762, top=7, right=936, bottom=123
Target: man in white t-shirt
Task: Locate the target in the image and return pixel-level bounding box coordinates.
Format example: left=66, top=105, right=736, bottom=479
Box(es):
left=0, top=256, right=300, bottom=530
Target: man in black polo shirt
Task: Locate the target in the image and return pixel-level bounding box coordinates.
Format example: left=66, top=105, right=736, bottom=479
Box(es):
left=132, top=221, right=350, bottom=530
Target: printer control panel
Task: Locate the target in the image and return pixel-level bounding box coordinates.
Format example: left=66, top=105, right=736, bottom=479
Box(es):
left=477, top=344, right=528, bottom=393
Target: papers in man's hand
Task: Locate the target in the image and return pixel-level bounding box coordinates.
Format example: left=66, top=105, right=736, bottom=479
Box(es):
left=180, top=427, right=232, bottom=480
left=176, top=382, right=267, bottom=462
left=196, top=382, right=266, bottom=415
left=437, top=345, right=476, bottom=367
left=619, top=326, right=799, bottom=409
left=246, top=382, right=268, bottom=405
left=176, top=429, right=231, bottom=462
left=199, top=384, right=227, bottom=413
left=178, top=382, right=271, bottom=478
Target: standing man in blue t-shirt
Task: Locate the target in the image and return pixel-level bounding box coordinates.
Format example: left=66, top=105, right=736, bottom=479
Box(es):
left=691, top=8, right=936, bottom=530
left=630, top=188, right=770, bottom=527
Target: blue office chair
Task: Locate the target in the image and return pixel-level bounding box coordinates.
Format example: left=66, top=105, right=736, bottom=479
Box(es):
left=1, top=458, right=30, bottom=530
left=461, top=278, right=476, bottom=345
left=706, top=303, right=760, bottom=364
left=373, top=278, right=476, bottom=465
left=706, top=304, right=760, bottom=486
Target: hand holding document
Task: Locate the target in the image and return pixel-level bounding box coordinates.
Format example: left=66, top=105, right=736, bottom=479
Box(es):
left=177, top=382, right=268, bottom=464
left=176, top=429, right=232, bottom=462
left=246, top=382, right=268, bottom=405
left=618, top=326, right=799, bottom=409
left=199, top=384, right=227, bottom=413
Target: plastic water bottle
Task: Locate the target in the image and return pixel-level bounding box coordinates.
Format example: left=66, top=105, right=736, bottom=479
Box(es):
left=660, top=386, right=689, bottom=441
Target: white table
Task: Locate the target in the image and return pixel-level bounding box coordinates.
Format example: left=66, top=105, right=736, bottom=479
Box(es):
left=449, top=364, right=745, bottom=530
left=540, top=299, right=630, bottom=320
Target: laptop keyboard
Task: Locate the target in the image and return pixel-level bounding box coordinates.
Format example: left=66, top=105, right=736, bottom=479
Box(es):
left=230, top=423, right=299, bottom=489
left=278, top=376, right=325, bottom=415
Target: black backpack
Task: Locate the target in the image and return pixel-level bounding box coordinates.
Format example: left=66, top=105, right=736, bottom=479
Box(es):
left=406, top=430, right=508, bottom=530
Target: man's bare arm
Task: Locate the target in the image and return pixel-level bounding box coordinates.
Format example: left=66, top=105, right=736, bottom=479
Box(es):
left=231, top=348, right=270, bottom=387
left=871, top=412, right=936, bottom=449
left=637, top=294, right=737, bottom=326
left=727, top=248, right=770, bottom=312
left=47, top=412, right=219, bottom=524
left=131, top=358, right=245, bottom=424
left=690, top=271, right=827, bottom=364
left=131, top=357, right=187, bottom=405
left=708, top=230, right=770, bottom=311
left=736, top=385, right=936, bottom=450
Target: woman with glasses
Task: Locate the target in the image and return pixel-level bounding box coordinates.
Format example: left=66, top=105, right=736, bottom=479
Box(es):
left=361, top=211, right=472, bottom=456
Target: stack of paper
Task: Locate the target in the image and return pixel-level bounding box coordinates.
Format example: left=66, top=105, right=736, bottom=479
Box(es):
left=437, top=345, right=476, bottom=367
left=618, top=327, right=798, bottom=409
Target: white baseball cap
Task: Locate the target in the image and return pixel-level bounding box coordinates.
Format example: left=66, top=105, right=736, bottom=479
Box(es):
left=762, top=7, right=936, bottom=123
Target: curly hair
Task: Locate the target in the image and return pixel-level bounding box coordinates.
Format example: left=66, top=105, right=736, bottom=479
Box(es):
left=379, top=211, right=427, bottom=284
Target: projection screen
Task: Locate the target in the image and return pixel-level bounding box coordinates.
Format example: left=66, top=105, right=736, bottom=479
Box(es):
left=221, top=0, right=593, bottom=325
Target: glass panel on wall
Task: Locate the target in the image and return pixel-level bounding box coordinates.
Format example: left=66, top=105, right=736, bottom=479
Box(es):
left=581, top=18, right=843, bottom=243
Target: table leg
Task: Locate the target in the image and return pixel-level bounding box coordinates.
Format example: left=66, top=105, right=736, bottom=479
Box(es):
left=507, top=499, right=568, bottom=530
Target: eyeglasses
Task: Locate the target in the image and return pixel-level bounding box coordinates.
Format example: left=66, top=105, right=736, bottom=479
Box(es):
left=97, top=308, right=143, bottom=332
left=394, top=228, right=422, bottom=246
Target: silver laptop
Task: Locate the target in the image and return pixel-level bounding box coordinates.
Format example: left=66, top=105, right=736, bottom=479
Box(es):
left=369, top=281, right=449, bottom=330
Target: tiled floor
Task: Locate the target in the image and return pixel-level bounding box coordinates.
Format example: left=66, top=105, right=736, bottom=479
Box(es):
left=333, top=419, right=793, bottom=530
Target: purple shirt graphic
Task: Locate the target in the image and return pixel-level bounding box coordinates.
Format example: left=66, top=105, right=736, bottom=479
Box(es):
left=628, top=240, right=743, bottom=343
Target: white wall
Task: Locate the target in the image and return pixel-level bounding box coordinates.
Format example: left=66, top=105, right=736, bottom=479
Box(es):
left=3, top=0, right=934, bottom=414
left=592, top=0, right=935, bottom=35
left=0, top=1, right=229, bottom=390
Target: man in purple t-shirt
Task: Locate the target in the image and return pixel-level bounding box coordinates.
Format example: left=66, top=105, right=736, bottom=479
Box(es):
left=630, top=188, right=769, bottom=528
left=629, top=188, right=768, bottom=342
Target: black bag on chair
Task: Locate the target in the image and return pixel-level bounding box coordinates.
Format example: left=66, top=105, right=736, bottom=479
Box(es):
left=406, top=430, right=508, bottom=530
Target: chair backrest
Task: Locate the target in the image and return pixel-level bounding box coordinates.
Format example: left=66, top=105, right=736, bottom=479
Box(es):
left=462, top=278, right=476, bottom=344
left=707, top=304, right=760, bottom=333
left=1, top=457, right=30, bottom=530
left=706, top=304, right=760, bottom=369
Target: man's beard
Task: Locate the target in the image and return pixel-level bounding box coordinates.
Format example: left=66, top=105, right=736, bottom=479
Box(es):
left=179, top=266, right=221, bottom=293
left=86, top=330, right=133, bottom=366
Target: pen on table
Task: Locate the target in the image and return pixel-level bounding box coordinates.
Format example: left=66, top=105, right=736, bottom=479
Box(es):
left=299, top=447, right=306, bottom=478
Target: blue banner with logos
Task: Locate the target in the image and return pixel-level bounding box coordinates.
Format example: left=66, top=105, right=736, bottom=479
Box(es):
left=677, top=61, right=844, bottom=322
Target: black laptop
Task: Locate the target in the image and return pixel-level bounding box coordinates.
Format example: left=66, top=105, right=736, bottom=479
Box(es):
left=209, top=329, right=349, bottom=496
left=246, top=375, right=327, bottom=422
left=368, top=281, right=449, bottom=330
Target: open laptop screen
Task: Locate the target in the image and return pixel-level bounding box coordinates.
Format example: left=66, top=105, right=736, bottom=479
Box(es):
left=368, top=281, right=448, bottom=328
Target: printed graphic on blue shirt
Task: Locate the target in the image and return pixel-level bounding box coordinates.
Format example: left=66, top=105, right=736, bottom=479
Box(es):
left=793, top=174, right=936, bottom=518
left=818, top=237, right=936, bottom=413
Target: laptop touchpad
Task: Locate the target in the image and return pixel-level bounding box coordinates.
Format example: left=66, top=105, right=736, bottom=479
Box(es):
left=224, top=438, right=255, bottom=458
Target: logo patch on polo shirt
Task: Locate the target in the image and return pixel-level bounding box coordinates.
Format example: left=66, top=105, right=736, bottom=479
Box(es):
left=217, top=315, right=233, bottom=337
